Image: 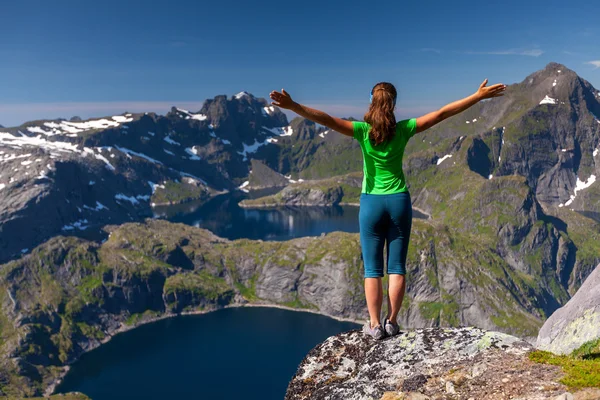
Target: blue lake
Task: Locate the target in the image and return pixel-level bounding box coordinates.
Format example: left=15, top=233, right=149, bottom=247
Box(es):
left=154, top=190, right=426, bottom=241
left=57, top=189, right=426, bottom=398
left=57, top=307, right=359, bottom=399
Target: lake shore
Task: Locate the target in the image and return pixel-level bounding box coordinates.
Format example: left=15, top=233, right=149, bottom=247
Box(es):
left=47, top=301, right=363, bottom=397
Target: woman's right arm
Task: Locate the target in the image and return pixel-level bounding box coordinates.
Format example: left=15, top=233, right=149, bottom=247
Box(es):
left=415, top=79, right=506, bottom=133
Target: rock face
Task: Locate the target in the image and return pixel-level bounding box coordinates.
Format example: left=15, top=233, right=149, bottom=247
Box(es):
left=285, top=327, right=570, bottom=400
left=536, top=263, right=600, bottom=355
left=240, top=172, right=362, bottom=207
left=247, top=159, right=289, bottom=189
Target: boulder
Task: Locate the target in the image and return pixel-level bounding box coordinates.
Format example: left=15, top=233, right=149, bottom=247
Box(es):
left=536, top=263, right=600, bottom=355
left=285, top=327, right=570, bottom=400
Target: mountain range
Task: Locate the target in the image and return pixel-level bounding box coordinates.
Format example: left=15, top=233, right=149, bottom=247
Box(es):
left=0, top=62, right=599, bottom=397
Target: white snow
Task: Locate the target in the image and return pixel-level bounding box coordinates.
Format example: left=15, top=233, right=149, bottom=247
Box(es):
left=558, top=70, right=562, bottom=73
left=262, top=126, right=293, bottom=137
left=553, top=80, right=557, bottom=87
left=488, top=174, right=493, bottom=180
left=319, top=130, right=331, bottom=138
left=112, top=115, right=134, bottom=123
left=115, top=146, right=163, bottom=165
left=594, top=149, right=598, bottom=157
left=564, top=175, right=597, bottom=206
left=0, top=153, right=32, bottom=163
left=115, top=193, right=139, bottom=205
left=238, top=139, right=266, bottom=161
left=0, top=183, right=5, bottom=190
left=163, top=135, right=181, bottom=146
left=84, top=201, right=109, bottom=211
left=27, top=126, right=49, bottom=135
left=148, top=131, right=155, bottom=136
left=437, top=154, right=453, bottom=165
left=185, top=147, right=201, bottom=160
left=21, top=160, right=33, bottom=166
left=561, top=149, right=567, bottom=152
left=0, top=132, right=80, bottom=154
left=465, top=121, right=470, bottom=124
left=221, top=139, right=231, bottom=145
left=472, top=119, right=477, bottom=123
left=148, top=181, right=166, bottom=194
left=176, top=108, right=208, bottom=121
left=540, top=95, right=558, bottom=105
left=178, top=171, right=208, bottom=186
left=238, top=181, right=250, bottom=192
left=234, top=91, right=250, bottom=99
left=164, top=149, right=175, bottom=156
left=189, top=113, right=207, bottom=121
left=266, top=138, right=278, bottom=143
left=62, top=219, right=89, bottom=231
left=262, top=106, right=276, bottom=116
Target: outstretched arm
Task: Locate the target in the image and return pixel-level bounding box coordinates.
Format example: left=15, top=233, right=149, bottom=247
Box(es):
left=269, top=89, right=354, bottom=137
left=415, top=79, right=506, bottom=133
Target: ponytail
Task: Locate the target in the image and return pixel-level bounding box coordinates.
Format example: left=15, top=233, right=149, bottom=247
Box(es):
left=364, top=82, right=397, bottom=146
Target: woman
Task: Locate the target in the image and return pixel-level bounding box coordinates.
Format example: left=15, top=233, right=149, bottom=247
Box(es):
left=269, top=79, right=506, bottom=339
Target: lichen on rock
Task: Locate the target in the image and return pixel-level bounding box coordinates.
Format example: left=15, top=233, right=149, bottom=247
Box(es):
left=285, top=327, right=576, bottom=400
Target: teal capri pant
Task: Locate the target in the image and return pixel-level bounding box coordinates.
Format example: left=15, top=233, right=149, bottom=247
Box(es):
left=359, top=191, right=412, bottom=278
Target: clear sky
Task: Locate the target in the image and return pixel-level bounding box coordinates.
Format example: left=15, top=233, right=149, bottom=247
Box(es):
left=1, top=0, right=599, bottom=127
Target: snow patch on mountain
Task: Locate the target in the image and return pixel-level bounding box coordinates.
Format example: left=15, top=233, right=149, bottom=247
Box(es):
left=176, top=108, right=208, bottom=121
left=437, top=154, right=453, bottom=165
left=62, top=219, right=89, bottom=231
left=564, top=175, right=597, bottom=207
left=0, top=132, right=80, bottom=153
left=148, top=181, right=165, bottom=194
left=262, top=126, right=293, bottom=137
left=238, top=139, right=267, bottom=161
left=185, top=147, right=201, bottom=160
left=115, top=146, right=163, bottom=165
left=262, top=106, right=276, bottom=116
left=540, top=95, right=558, bottom=105
left=234, top=91, right=251, bottom=99
left=83, top=201, right=109, bottom=212
left=163, top=135, right=181, bottom=146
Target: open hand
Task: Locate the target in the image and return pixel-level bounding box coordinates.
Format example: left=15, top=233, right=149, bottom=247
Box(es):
left=476, top=79, right=507, bottom=100
left=270, top=89, right=296, bottom=110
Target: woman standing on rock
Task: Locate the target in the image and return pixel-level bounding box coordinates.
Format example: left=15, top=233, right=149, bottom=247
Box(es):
left=269, top=80, right=506, bottom=339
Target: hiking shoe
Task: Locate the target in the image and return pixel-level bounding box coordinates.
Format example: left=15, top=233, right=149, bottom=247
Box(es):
left=362, top=321, right=386, bottom=340
left=384, top=318, right=400, bottom=336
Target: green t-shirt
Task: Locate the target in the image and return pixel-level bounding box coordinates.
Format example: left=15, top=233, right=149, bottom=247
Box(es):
left=352, top=118, right=417, bottom=194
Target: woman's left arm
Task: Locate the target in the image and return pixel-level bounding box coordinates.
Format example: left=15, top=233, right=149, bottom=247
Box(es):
left=270, top=89, right=354, bottom=137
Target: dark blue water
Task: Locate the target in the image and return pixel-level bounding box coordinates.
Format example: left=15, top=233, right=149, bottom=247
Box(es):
left=57, top=189, right=425, bottom=398
left=154, top=190, right=426, bottom=241
left=57, top=307, right=359, bottom=399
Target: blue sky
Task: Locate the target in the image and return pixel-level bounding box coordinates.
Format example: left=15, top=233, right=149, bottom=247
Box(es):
left=0, top=0, right=599, bottom=127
